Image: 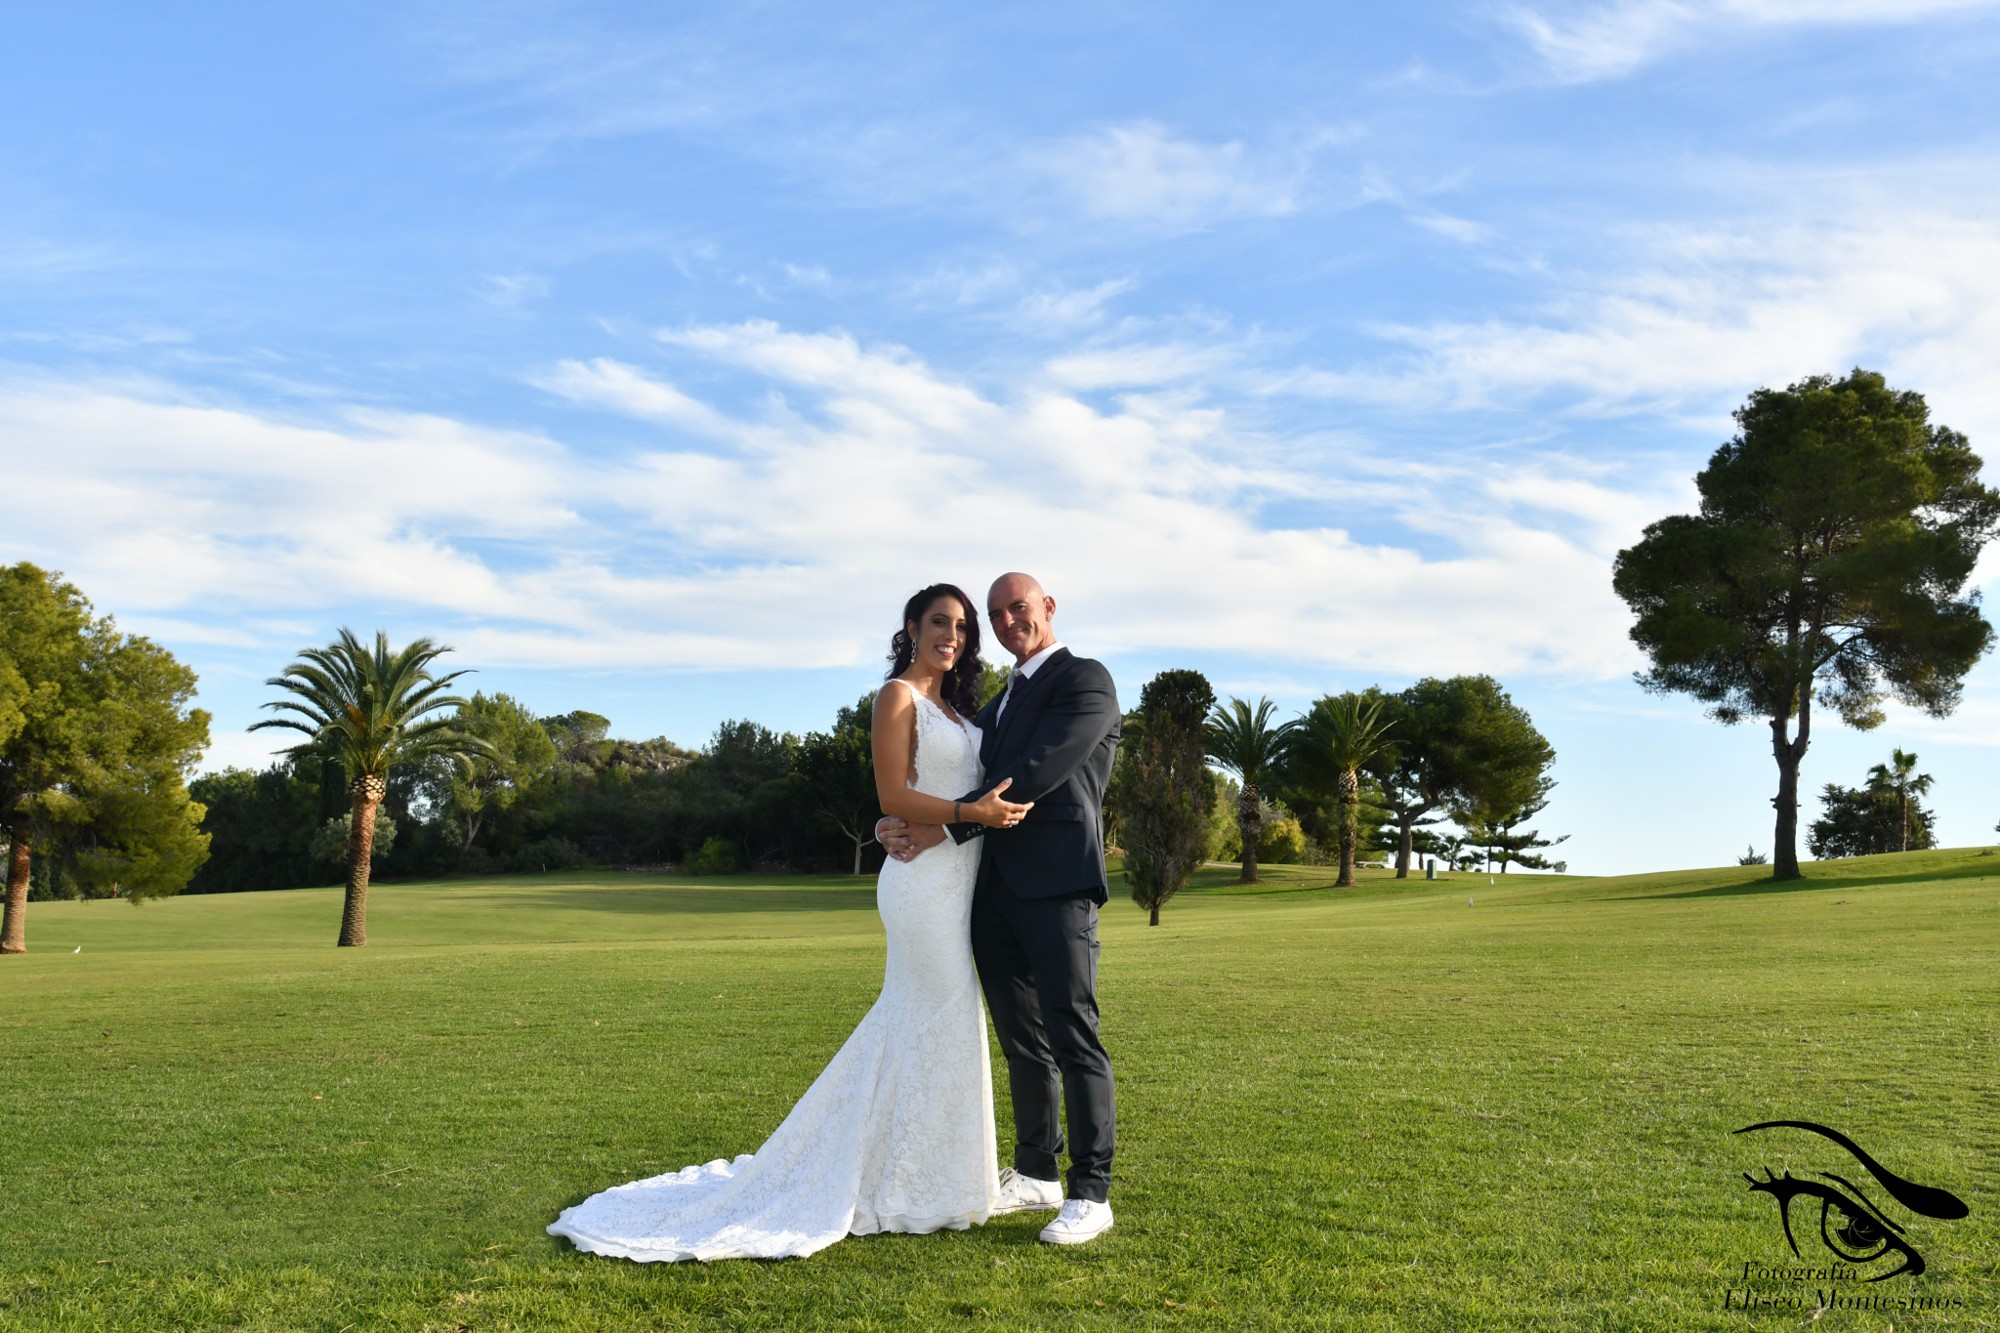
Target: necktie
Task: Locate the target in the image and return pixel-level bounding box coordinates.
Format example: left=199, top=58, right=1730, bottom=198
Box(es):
left=1002, top=670, right=1026, bottom=719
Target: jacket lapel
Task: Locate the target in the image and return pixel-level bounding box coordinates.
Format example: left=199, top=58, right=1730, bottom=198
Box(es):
left=978, top=695, right=1001, bottom=768
left=993, top=648, right=1070, bottom=753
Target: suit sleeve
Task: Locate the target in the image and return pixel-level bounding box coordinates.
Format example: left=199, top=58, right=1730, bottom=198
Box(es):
left=952, top=660, right=1119, bottom=828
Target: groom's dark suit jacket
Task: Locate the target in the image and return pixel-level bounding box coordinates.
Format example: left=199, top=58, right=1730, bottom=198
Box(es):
left=949, top=649, right=1121, bottom=904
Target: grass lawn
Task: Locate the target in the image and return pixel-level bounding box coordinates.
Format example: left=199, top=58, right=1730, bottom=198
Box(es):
left=2, top=850, right=1996, bottom=1330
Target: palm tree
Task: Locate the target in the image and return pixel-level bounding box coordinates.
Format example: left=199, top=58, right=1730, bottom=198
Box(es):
left=1292, top=693, right=1396, bottom=888
left=1867, top=748, right=1933, bottom=854
left=1204, top=697, right=1297, bottom=884
left=253, top=630, right=485, bottom=946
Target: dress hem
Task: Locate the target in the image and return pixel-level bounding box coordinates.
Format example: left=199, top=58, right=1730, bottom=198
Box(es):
left=547, top=1203, right=996, bottom=1263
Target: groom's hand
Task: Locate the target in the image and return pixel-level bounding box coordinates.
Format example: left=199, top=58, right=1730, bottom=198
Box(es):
left=875, top=815, right=945, bottom=862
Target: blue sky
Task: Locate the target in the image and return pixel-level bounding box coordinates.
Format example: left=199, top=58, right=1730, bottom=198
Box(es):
left=6, top=1, right=2000, bottom=873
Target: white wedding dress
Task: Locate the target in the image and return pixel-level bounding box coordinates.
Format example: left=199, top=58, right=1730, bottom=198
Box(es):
left=548, top=682, right=1000, bottom=1261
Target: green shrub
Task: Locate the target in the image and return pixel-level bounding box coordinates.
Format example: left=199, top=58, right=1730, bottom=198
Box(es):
left=686, top=837, right=749, bottom=875
left=1258, top=816, right=1306, bottom=865
left=308, top=812, right=398, bottom=868
left=506, top=837, right=589, bottom=873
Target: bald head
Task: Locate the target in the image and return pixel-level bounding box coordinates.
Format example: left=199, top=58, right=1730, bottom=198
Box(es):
left=987, top=572, right=1057, bottom=665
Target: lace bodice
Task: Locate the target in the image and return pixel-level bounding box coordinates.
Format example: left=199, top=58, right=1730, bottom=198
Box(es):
left=896, top=679, right=983, bottom=803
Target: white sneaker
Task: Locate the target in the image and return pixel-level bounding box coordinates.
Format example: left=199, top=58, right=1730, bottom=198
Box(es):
left=1039, top=1198, right=1113, bottom=1245
left=993, top=1167, right=1063, bottom=1214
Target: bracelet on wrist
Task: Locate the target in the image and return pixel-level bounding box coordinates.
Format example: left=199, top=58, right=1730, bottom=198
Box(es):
left=952, top=800, right=961, bottom=823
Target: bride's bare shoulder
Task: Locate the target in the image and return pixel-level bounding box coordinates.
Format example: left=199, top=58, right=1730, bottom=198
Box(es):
left=874, top=678, right=918, bottom=724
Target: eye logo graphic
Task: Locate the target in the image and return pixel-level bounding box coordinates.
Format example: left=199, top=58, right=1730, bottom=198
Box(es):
left=1735, top=1120, right=1970, bottom=1282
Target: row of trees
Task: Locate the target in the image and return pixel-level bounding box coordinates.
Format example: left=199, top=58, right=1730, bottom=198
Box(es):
left=1202, top=677, right=1562, bottom=885
left=190, top=686, right=896, bottom=945
left=1115, top=668, right=1564, bottom=926
left=3, top=542, right=1572, bottom=946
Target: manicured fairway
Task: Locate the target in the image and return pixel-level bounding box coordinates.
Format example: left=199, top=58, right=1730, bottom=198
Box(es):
left=2, top=852, right=1995, bottom=1330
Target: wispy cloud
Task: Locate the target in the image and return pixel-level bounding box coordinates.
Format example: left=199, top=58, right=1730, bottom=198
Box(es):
left=900, top=264, right=1133, bottom=334
left=1411, top=211, right=1488, bottom=244
left=1262, top=192, right=2000, bottom=440
left=478, top=271, right=551, bottom=307
left=1011, top=279, right=1134, bottom=334
left=532, top=357, right=734, bottom=436
left=424, top=12, right=1360, bottom=237
left=1505, top=0, right=2000, bottom=83
left=1018, top=122, right=1319, bottom=230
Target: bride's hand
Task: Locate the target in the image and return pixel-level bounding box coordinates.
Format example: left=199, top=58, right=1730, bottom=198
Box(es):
left=967, top=778, right=1034, bottom=829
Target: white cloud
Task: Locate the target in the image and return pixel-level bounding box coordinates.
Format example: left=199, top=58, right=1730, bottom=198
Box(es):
left=1506, top=0, right=1999, bottom=83
left=900, top=265, right=1132, bottom=335
left=901, top=261, right=1024, bottom=309
left=1011, top=280, right=1134, bottom=334
left=0, top=377, right=581, bottom=619
left=1266, top=196, right=2000, bottom=444
left=0, top=325, right=1657, bottom=685
left=1412, top=211, right=1488, bottom=244
left=1019, top=122, right=1314, bottom=230
left=780, top=262, right=833, bottom=290
left=532, top=357, right=734, bottom=436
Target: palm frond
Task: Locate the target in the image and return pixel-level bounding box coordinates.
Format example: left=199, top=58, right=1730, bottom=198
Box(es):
left=256, top=627, right=481, bottom=781
left=1292, top=693, right=1396, bottom=781
left=1204, top=696, right=1297, bottom=782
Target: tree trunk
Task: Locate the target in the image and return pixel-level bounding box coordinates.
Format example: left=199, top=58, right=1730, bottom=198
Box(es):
left=852, top=832, right=865, bottom=877
left=1769, top=694, right=1810, bottom=882
left=1395, top=813, right=1415, bottom=878
left=340, top=775, right=387, bottom=947
left=1899, top=788, right=1909, bottom=853
left=1336, top=768, right=1359, bottom=888
left=1149, top=903, right=1159, bottom=927
left=1237, top=782, right=1261, bottom=884
left=458, top=807, right=484, bottom=863
left=2, top=830, right=29, bottom=954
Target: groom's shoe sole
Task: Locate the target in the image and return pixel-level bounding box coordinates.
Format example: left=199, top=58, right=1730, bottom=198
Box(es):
left=991, top=1199, right=1062, bottom=1216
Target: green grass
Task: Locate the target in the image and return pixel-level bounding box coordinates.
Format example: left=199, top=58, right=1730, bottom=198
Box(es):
left=3, top=851, right=1997, bottom=1330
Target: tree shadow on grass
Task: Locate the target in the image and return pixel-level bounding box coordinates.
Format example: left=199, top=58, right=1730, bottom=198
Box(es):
left=1613, top=876, right=1843, bottom=901
left=455, top=884, right=880, bottom=917
left=1612, top=856, right=2000, bottom=901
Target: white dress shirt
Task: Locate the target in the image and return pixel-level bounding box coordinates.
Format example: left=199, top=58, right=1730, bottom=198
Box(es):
left=995, top=641, right=1065, bottom=723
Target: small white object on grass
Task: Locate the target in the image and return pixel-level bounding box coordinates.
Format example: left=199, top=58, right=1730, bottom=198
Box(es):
left=73, top=946, right=82, bottom=953
left=1468, top=896, right=1475, bottom=906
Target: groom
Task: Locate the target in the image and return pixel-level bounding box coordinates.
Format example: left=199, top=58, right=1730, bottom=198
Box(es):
left=877, top=572, right=1121, bottom=1246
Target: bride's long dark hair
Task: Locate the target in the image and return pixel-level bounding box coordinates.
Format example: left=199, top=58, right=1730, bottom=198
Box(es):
left=887, top=583, right=985, bottom=717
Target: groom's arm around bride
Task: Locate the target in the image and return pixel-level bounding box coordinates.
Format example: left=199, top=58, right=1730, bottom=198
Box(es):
left=945, top=648, right=1119, bottom=888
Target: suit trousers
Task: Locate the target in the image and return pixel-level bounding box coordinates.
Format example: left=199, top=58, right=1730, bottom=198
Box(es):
left=970, top=860, right=1116, bottom=1202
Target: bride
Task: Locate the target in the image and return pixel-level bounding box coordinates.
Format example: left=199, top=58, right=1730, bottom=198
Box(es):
left=548, top=583, right=1033, bottom=1261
